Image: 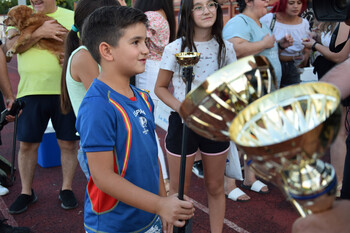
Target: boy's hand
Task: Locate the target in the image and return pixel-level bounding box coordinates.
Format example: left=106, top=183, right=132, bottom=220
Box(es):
left=157, top=194, right=194, bottom=228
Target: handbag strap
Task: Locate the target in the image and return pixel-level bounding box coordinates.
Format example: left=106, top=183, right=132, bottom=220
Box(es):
left=269, top=13, right=276, bottom=31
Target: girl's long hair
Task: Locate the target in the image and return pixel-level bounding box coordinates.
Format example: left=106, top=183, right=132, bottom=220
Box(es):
left=60, top=0, right=121, bottom=114
left=133, top=0, right=176, bottom=42
left=177, top=0, right=226, bottom=68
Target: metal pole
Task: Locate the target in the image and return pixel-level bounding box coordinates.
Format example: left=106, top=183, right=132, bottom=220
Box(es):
left=174, top=66, right=193, bottom=233
left=10, top=114, right=18, bottom=184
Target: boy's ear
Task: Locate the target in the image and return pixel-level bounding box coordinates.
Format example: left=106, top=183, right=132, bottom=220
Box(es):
left=99, top=42, right=114, bottom=62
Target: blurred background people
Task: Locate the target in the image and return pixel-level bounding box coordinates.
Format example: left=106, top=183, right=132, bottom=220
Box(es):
left=260, top=0, right=310, bottom=88
left=60, top=0, right=122, bottom=180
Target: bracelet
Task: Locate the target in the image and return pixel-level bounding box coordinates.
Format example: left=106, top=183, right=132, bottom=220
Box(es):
left=278, top=42, right=284, bottom=50
left=312, top=42, right=318, bottom=52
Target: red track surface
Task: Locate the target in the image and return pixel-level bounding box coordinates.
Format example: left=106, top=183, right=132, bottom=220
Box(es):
left=0, top=57, right=299, bottom=232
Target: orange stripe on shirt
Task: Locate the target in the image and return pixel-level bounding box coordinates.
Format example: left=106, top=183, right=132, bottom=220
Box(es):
left=109, top=98, right=132, bottom=177
left=139, top=92, right=152, bottom=112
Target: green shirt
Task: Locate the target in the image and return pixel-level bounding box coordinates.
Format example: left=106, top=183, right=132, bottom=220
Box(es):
left=16, top=7, right=73, bottom=98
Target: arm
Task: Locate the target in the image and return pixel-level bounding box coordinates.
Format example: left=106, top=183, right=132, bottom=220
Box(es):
left=0, top=46, right=15, bottom=108
left=229, top=34, right=275, bottom=59
left=87, top=150, right=194, bottom=227
left=335, top=22, right=350, bottom=48
left=292, top=200, right=350, bottom=233
left=3, top=20, right=67, bottom=55
left=303, top=37, right=350, bottom=63
left=154, top=69, right=182, bottom=112
left=71, top=49, right=99, bottom=90
left=320, top=57, right=350, bottom=99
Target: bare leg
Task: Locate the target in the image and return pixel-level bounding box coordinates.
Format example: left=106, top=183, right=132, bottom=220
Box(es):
left=202, top=152, right=227, bottom=233
left=18, top=142, right=40, bottom=195
left=57, top=139, right=78, bottom=191
left=242, top=159, right=269, bottom=193
left=167, top=152, right=196, bottom=196
left=330, top=106, right=347, bottom=195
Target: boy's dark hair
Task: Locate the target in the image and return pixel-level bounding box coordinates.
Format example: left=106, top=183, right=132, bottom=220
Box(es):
left=177, top=0, right=226, bottom=68
left=82, top=6, right=148, bottom=64
left=134, top=0, right=176, bottom=43
left=60, top=0, right=121, bottom=114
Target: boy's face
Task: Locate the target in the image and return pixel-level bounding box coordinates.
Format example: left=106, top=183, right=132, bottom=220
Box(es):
left=110, top=23, right=149, bottom=76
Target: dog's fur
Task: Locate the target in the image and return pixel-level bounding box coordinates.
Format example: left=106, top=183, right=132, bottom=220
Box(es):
left=3, top=5, right=68, bottom=59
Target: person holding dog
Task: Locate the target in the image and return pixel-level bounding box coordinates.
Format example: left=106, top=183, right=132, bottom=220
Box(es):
left=3, top=0, right=79, bottom=214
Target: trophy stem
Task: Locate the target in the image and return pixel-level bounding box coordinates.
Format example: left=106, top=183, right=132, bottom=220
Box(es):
left=178, top=66, right=194, bottom=201
left=175, top=67, right=195, bottom=233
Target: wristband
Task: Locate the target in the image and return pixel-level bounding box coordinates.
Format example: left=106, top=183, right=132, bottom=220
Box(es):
left=312, top=42, right=318, bottom=52
left=278, top=42, right=284, bottom=50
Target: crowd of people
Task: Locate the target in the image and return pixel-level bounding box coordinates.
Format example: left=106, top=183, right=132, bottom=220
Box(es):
left=0, top=0, right=349, bottom=232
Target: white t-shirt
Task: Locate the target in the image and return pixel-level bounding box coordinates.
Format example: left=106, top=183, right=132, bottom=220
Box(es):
left=260, top=13, right=310, bottom=56
left=159, top=38, right=237, bottom=102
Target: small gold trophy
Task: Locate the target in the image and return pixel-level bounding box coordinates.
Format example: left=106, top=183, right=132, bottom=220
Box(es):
left=229, top=82, right=341, bottom=216
left=179, top=55, right=276, bottom=141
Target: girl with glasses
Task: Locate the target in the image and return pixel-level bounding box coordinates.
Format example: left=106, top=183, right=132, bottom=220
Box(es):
left=155, top=0, right=236, bottom=232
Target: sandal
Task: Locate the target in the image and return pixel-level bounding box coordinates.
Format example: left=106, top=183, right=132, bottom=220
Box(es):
left=226, top=187, right=250, bottom=202
left=241, top=180, right=269, bottom=194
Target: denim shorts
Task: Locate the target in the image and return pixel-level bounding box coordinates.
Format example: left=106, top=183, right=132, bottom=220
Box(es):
left=165, top=112, right=230, bottom=156
left=17, top=95, right=79, bottom=142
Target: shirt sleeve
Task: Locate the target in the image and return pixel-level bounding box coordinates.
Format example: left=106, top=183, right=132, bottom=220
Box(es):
left=145, top=11, right=170, bottom=54
left=224, top=40, right=237, bottom=65
left=76, top=96, right=117, bottom=153
left=159, top=41, right=178, bottom=72
left=223, top=16, right=251, bottom=41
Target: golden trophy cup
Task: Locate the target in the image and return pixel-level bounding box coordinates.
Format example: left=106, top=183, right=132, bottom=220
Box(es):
left=229, top=82, right=341, bottom=216
left=179, top=55, right=276, bottom=141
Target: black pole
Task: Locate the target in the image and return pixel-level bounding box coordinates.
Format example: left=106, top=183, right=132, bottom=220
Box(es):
left=174, top=66, right=193, bottom=233
left=10, top=114, right=18, bottom=184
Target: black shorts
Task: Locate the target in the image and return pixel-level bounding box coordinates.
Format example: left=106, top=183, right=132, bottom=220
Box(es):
left=280, top=61, right=301, bottom=88
left=165, top=112, right=230, bottom=157
left=17, top=95, right=79, bottom=143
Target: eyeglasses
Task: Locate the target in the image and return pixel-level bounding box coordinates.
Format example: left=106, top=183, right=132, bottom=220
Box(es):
left=192, top=1, right=218, bottom=15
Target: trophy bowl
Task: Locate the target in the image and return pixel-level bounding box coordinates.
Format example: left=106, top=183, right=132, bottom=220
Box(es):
left=179, top=55, right=276, bottom=141
left=175, top=52, right=201, bottom=67
left=229, top=82, right=341, bottom=216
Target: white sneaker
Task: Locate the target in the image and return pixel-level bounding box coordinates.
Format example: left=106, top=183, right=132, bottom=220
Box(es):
left=0, top=185, right=9, bottom=196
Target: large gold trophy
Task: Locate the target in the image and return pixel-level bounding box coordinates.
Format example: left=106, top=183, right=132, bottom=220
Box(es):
left=229, top=82, right=341, bottom=216
left=179, top=55, right=276, bottom=141
left=179, top=54, right=341, bottom=218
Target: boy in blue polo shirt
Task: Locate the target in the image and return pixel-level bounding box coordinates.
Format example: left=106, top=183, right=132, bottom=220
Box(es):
left=76, top=6, right=194, bottom=233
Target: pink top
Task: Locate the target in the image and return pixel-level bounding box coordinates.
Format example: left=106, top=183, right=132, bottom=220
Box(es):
left=145, top=11, right=170, bottom=61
